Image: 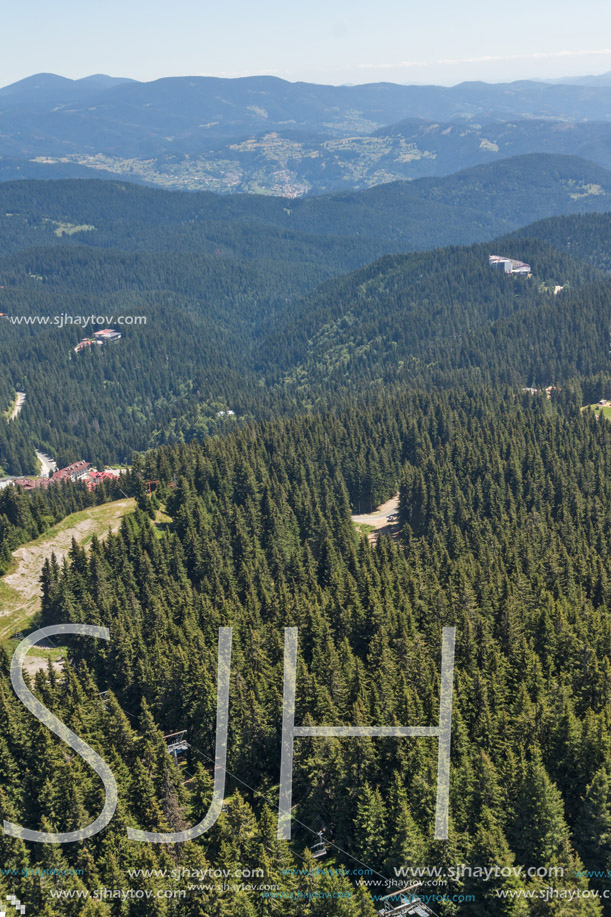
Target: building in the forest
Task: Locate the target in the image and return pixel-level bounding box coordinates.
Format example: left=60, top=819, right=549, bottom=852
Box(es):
left=489, top=254, right=531, bottom=274
left=74, top=328, right=122, bottom=353
left=13, top=460, right=113, bottom=490
left=94, top=328, right=122, bottom=343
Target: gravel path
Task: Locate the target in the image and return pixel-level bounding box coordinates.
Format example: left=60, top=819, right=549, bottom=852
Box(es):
left=7, top=391, right=25, bottom=421
left=36, top=450, right=57, bottom=476
left=0, top=498, right=135, bottom=641
left=351, top=493, right=400, bottom=543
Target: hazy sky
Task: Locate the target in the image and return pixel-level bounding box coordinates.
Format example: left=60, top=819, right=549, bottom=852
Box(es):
left=3, top=0, right=611, bottom=88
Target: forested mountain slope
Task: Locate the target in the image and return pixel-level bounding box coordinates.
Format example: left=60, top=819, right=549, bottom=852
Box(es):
left=0, top=249, right=282, bottom=471
left=257, top=239, right=606, bottom=391
left=508, top=211, right=611, bottom=272
left=0, top=221, right=608, bottom=474
left=1, top=155, right=611, bottom=260
left=3, top=388, right=611, bottom=914
left=1, top=166, right=611, bottom=474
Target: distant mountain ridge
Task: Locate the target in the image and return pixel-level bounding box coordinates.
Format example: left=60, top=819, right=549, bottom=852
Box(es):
left=5, top=72, right=611, bottom=194
left=546, top=71, right=611, bottom=87
left=0, top=72, right=134, bottom=105
left=4, top=71, right=611, bottom=130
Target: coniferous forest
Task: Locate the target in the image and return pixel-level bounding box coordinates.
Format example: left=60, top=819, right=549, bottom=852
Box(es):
left=2, top=172, right=611, bottom=916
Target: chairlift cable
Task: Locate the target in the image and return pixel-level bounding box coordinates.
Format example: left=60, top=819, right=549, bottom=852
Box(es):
left=20, top=633, right=434, bottom=910
left=191, top=745, right=390, bottom=884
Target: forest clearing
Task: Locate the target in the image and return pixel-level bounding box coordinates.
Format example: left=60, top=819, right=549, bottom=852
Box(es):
left=351, top=492, right=400, bottom=542
left=0, top=497, right=135, bottom=647
left=5, top=390, right=25, bottom=421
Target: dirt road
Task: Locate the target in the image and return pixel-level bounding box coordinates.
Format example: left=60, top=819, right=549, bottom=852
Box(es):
left=351, top=493, right=400, bottom=543
left=0, top=498, right=135, bottom=644
left=7, top=391, right=26, bottom=421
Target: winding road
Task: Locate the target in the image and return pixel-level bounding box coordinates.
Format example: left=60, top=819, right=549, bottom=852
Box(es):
left=36, top=450, right=57, bottom=477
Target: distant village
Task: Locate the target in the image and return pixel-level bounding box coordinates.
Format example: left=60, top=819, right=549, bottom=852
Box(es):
left=14, top=460, right=120, bottom=492
left=489, top=254, right=532, bottom=275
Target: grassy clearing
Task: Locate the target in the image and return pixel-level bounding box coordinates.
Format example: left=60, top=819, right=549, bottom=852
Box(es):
left=42, top=217, right=96, bottom=237
left=5, top=642, right=67, bottom=676
left=354, top=522, right=376, bottom=535
left=0, top=498, right=135, bottom=643
left=584, top=403, right=611, bottom=420
left=153, top=507, right=173, bottom=537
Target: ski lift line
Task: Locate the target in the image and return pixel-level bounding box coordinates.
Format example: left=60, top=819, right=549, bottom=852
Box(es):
left=380, top=901, right=440, bottom=917
left=23, top=645, right=439, bottom=917
left=379, top=885, right=423, bottom=900
left=24, top=646, right=203, bottom=788
left=71, top=688, right=343, bottom=884
left=190, top=745, right=390, bottom=885
left=27, top=663, right=410, bottom=904
left=111, top=726, right=338, bottom=882
left=310, top=831, right=327, bottom=858
left=288, top=843, right=320, bottom=868
left=165, top=730, right=190, bottom=758
left=27, top=647, right=409, bottom=896
left=377, top=884, right=442, bottom=917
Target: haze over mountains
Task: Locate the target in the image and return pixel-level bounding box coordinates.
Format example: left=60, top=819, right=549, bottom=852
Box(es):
left=546, top=71, right=611, bottom=87
left=5, top=72, right=611, bottom=193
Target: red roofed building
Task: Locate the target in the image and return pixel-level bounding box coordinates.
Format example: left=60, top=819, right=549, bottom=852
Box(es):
left=13, top=477, right=49, bottom=491
left=86, top=470, right=118, bottom=490
left=51, top=460, right=92, bottom=484
left=14, top=460, right=121, bottom=492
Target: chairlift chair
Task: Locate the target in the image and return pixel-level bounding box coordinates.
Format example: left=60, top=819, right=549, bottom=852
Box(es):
left=310, top=831, right=329, bottom=859
left=164, top=730, right=189, bottom=760
left=377, top=884, right=435, bottom=916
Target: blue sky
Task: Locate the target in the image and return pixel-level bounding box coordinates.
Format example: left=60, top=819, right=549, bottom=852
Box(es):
left=3, top=0, right=611, bottom=88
